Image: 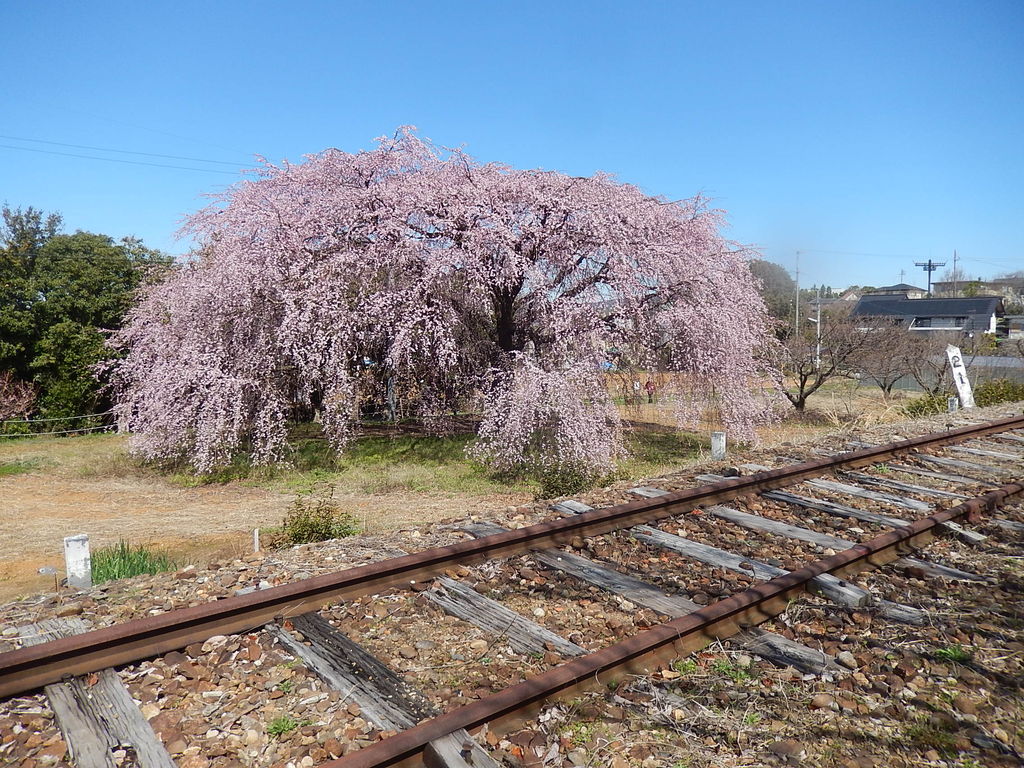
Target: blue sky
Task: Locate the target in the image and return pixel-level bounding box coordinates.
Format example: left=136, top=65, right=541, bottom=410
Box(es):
left=2, top=1, right=1021, bottom=289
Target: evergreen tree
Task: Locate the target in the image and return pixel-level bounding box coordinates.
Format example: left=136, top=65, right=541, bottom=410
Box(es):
left=0, top=205, right=172, bottom=427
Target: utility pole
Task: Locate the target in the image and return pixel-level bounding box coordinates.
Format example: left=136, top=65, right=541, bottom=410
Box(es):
left=814, top=286, right=822, bottom=370
left=952, top=250, right=959, bottom=296
left=806, top=285, right=823, bottom=369
left=914, top=259, right=946, bottom=297
left=899, top=268, right=906, bottom=283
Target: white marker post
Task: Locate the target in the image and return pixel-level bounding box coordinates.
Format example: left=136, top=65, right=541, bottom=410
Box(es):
left=63, top=534, right=92, bottom=590
left=946, top=345, right=976, bottom=409
left=711, top=431, right=727, bottom=461
left=947, top=396, right=959, bottom=413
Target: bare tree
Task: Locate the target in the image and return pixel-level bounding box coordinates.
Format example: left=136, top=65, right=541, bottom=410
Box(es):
left=902, top=332, right=971, bottom=394
left=0, top=371, right=34, bottom=421
left=856, top=323, right=918, bottom=398
left=782, top=313, right=873, bottom=411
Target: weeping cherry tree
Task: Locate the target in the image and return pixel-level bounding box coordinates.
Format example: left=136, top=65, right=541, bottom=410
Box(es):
left=110, top=128, right=777, bottom=473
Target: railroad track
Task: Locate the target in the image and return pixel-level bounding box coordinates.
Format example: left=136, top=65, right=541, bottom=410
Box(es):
left=2, top=411, right=1023, bottom=767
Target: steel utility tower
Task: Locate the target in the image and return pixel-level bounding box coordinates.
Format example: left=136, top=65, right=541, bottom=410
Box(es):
left=915, top=259, right=946, bottom=297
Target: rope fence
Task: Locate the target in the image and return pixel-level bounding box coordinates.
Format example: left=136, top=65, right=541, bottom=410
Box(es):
left=0, top=410, right=113, bottom=426
left=0, top=424, right=116, bottom=439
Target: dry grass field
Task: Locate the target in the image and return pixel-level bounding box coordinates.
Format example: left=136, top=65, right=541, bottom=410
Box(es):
left=0, top=379, right=917, bottom=602
left=0, top=432, right=537, bottom=602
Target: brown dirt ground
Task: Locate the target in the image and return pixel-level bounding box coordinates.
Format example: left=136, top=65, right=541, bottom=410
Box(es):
left=0, top=435, right=529, bottom=603
left=0, top=380, right=909, bottom=604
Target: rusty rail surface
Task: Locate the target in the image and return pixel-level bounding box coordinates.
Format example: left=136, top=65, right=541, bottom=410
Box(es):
left=329, top=480, right=1024, bottom=768
left=0, top=414, right=1021, bottom=699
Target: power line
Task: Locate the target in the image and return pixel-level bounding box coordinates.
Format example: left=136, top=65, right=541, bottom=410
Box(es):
left=962, top=256, right=1021, bottom=269
left=0, top=143, right=245, bottom=175
left=0, top=134, right=247, bottom=166
left=11, top=93, right=257, bottom=158
left=776, top=247, right=926, bottom=259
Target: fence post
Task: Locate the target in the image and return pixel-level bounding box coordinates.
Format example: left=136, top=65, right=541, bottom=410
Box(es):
left=711, top=431, right=727, bottom=461
left=63, top=534, right=92, bottom=590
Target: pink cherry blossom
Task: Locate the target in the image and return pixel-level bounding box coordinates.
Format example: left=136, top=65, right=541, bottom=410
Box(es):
left=109, top=128, right=777, bottom=472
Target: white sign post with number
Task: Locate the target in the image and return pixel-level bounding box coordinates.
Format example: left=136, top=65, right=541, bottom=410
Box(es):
left=946, top=345, right=975, bottom=409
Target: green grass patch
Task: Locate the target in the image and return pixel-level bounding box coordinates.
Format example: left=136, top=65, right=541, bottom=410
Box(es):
left=171, top=427, right=536, bottom=497
left=615, top=427, right=702, bottom=480
left=163, top=420, right=703, bottom=498
left=0, top=457, right=44, bottom=477
left=90, top=540, right=177, bottom=583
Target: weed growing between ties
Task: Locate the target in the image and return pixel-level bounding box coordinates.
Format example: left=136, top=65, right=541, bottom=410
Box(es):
left=903, top=716, right=957, bottom=753
left=671, top=658, right=698, bottom=675
left=267, top=715, right=311, bottom=738
left=934, top=644, right=974, bottom=664
left=91, top=540, right=177, bottom=583
left=712, top=659, right=752, bottom=683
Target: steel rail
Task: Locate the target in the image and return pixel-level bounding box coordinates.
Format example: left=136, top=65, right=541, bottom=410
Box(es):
left=327, top=480, right=1024, bottom=768
left=0, top=414, right=1021, bottom=699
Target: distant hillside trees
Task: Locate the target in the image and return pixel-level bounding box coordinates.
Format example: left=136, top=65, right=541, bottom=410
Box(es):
left=0, top=205, right=171, bottom=429
left=749, top=259, right=796, bottom=332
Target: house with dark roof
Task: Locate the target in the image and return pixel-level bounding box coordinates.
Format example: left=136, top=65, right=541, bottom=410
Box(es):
left=851, top=293, right=1005, bottom=336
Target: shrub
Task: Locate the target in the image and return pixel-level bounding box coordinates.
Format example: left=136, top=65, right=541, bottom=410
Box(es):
left=902, top=391, right=953, bottom=418
left=91, top=540, right=176, bottom=583
left=535, top=462, right=600, bottom=499
left=974, top=378, right=1024, bottom=407
left=0, top=420, right=32, bottom=437
left=281, top=484, right=359, bottom=544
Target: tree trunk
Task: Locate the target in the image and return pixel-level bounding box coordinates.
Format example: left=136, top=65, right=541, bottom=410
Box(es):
left=492, top=283, right=525, bottom=354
